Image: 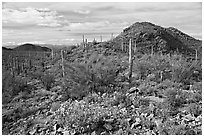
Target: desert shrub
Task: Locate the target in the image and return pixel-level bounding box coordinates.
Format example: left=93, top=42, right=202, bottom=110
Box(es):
left=62, top=84, right=88, bottom=101
left=54, top=101, right=120, bottom=135
left=133, top=54, right=171, bottom=81
left=110, top=92, right=131, bottom=107
left=159, top=121, right=193, bottom=135
left=62, top=55, right=124, bottom=100
left=138, top=81, right=157, bottom=96
left=133, top=96, right=150, bottom=108
left=186, top=103, right=202, bottom=117
left=171, top=59, right=201, bottom=85
left=163, top=88, right=187, bottom=115
left=190, top=92, right=202, bottom=103
left=41, top=73, right=55, bottom=90
left=29, top=70, right=44, bottom=80
left=156, top=79, right=182, bottom=90
left=191, top=82, right=202, bottom=92
left=134, top=60, right=153, bottom=80
left=2, top=72, right=30, bottom=104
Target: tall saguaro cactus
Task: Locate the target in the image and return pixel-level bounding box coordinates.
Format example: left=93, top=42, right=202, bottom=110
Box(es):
left=134, top=40, right=137, bottom=54
left=51, top=49, right=54, bottom=60
left=100, top=35, right=103, bottom=42
left=195, top=49, right=198, bottom=62
left=61, top=50, right=65, bottom=78
left=121, top=38, right=124, bottom=51
left=128, top=38, right=133, bottom=82
left=82, top=35, right=85, bottom=50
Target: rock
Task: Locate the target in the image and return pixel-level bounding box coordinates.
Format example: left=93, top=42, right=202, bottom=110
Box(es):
left=46, top=111, right=53, bottom=116
left=116, top=129, right=123, bottom=135
left=105, top=118, right=114, bottom=123
left=51, top=94, right=58, bottom=101
left=29, top=129, right=36, bottom=135
left=91, top=131, right=96, bottom=135
left=101, top=131, right=109, bottom=135
left=145, top=131, right=152, bottom=135
left=63, top=131, right=70, bottom=135
left=128, top=87, right=140, bottom=94
left=146, top=74, right=156, bottom=81
left=145, top=96, right=164, bottom=103
left=57, top=127, right=64, bottom=132
left=148, top=113, right=154, bottom=119
left=56, top=95, right=63, bottom=100
left=195, top=117, right=201, bottom=122
left=51, top=86, right=61, bottom=92
left=195, top=115, right=202, bottom=121
left=50, top=102, right=61, bottom=112
left=183, top=114, right=195, bottom=122
left=103, top=123, right=113, bottom=131
left=154, top=118, right=163, bottom=129
left=131, top=117, right=141, bottom=129
left=53, top=123, right=61, bottom=132
left=135, top=117, right=141, bottom=123
left=120, top=108, right=127, bottom=115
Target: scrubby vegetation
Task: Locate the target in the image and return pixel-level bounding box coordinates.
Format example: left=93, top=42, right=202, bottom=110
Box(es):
left=2, top=22, right=202, bottom=135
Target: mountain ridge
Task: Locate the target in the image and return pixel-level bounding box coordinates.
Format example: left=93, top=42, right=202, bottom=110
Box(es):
left=12, top=43, right=51, bottom=52
left=109, top=21, right=201, bottom=56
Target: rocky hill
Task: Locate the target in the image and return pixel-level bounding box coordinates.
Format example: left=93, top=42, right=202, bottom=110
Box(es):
left=13, top=43, right=51, bottom=52
left=108, top=22, right=201, bottom=56
left=2, top=47, right=12, bottom=51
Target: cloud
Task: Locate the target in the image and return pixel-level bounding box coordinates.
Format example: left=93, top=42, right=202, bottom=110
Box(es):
left=2, top=7, right=68, bottom=28
left=73, top=9, right=90, bottom=15
left=2, top=2, right=202, bottom=46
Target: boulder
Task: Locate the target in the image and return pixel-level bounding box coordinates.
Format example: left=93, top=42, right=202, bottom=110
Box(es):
left=127, top=87, right=140, bottom=95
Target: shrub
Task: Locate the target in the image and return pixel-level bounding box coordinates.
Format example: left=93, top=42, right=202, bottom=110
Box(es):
left=133, top=96, right=150, bottom=108
left=62, top=55, right=124, bottom=100
left=2, top=71, right=30, bottom=104
left=156, top=80, right=182, bottom=90
left=171, top=59, right=201, bottom=85
left=163, top=88, right=187, bottom=115
left=133, top=54, right=171, bottom=81
left=29, top=70, right=44, bottom=80
left=41, top=73, right=55, bottom=90
left=186, top=103, right=202, bottom=117
left=159, top=121, right=191, bottom=135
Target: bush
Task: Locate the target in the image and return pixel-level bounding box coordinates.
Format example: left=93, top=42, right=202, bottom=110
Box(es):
left=186, top=103, right=202, bottom=117
left=62, top=55, right=124, bottom=100
left=171, top=59, right=201, bottom=85
left=29, top=70, right=44, bottom=80
left=2, top=71, right=30, bottom=104
left=163, top=88, right=187, bottom=115
left=41, top=73, right=55, bottom=90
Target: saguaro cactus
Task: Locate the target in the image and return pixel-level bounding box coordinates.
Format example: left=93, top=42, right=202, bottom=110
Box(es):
left=128, top=39, right=133, bottom=82
left=151, top=45, right=154, bottom=55
left=100, top=35, right=103, bottom=42
left=82, top=35, right=85, bottom=50
left=134, top=40, right=137, bottom=54
left=195, top=49, right=198, bottom=62
left=121, top=38, right=124, bottom=51
left=51, top=49, right=54, bottom=60
left=61, top=50, right=65, bottom=78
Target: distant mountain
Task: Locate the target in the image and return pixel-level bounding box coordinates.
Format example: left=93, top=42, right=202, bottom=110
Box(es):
left=13, top=43, right=51, bottom=52
left=109, top=22, right=201, bottom=56
left=2, top=47, right=12, bottom=51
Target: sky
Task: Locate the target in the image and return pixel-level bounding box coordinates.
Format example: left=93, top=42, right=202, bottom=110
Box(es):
left=2, top=2, right=202, bottom=47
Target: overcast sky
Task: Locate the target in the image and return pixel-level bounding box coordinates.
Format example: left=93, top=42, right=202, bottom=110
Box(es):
left=2, top=2, right=202, bottom=47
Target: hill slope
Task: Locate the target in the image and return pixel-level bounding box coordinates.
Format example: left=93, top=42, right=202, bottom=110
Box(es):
left=109, top=22, right=201, bottom=56
left=13, top=43, right=51, bottom=52
left=2, top=47, right=12, bottom=51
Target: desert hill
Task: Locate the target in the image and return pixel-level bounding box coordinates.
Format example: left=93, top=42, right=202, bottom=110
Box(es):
left=2, top=47, right=12, bottom=51
left=107, top=22, right=201, bottom=56
left=13, top=43, right=51, bottom=52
